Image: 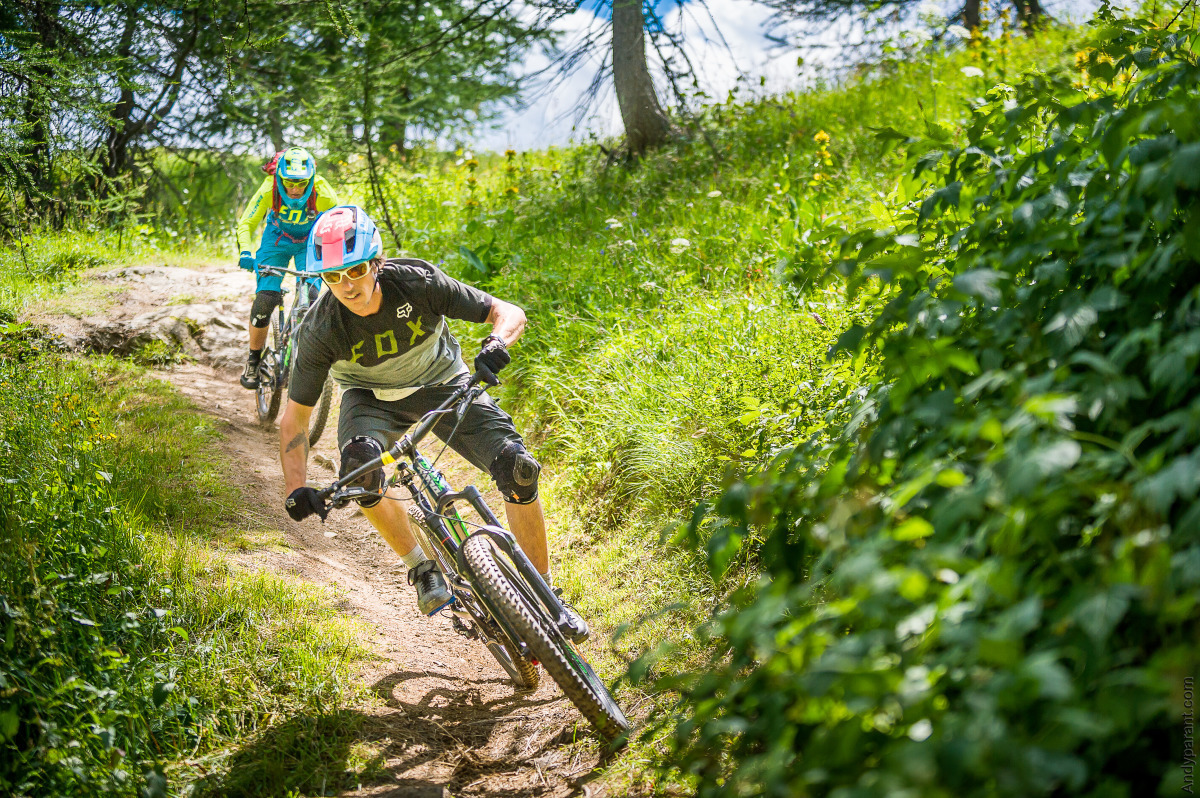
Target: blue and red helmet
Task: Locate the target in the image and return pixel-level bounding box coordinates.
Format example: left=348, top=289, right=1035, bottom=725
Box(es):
left=306, top=205, right=382, bottom=273
left=276, top=146, right=316, bottom=210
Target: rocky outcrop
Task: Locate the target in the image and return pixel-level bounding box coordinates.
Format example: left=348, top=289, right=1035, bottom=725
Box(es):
left=79, top=303, right=248, bottom=369
left=47, top=265, right=259, bottom=370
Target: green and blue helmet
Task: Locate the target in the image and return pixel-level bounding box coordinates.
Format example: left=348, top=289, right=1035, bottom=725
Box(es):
left=275, top=146, right=316, bottom=210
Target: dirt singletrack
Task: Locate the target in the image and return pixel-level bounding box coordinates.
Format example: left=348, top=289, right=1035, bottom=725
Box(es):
left=37, top=262, right=623, bottom=797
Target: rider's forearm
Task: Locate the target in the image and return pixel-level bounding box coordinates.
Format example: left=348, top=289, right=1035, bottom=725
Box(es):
left=486, top=299, right=527, bottom=346
left=279, top=401, right=313, bottom=494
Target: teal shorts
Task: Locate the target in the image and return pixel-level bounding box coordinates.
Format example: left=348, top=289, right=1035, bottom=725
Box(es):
left=254, top=222, right=319, bottom=294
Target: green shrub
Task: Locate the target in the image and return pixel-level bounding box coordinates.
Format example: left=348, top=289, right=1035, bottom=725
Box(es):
left=131, top=339, right=190, bottom=368
left=647, top=11, right=1199, bottom=797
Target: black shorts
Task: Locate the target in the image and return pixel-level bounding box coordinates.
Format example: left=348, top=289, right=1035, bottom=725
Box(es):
left=337, top=375, right=523, bottom=473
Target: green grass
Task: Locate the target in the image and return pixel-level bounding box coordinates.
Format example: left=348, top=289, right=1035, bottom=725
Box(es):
left=0, top=328, right=370, bottom=797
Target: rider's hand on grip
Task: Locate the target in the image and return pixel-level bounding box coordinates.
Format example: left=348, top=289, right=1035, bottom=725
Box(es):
left=474, top=336, right=510, bottom=386
left=239, top=252, right=256, bottom=271
left=286, top=487, right=329, bottom=522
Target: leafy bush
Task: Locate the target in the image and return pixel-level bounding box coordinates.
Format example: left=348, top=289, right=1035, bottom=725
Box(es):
left=647, top=11, right=1199, bottom=797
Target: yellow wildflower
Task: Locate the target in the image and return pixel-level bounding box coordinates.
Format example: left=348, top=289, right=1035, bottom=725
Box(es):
left=814, top=130, right=831, bottom=144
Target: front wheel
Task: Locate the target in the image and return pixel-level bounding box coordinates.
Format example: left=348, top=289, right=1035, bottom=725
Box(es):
left=307, top=375, right=334, bottom=446
left=408, top=507, right=539, bottom=691
left=461, top=534, right=629, bottom=743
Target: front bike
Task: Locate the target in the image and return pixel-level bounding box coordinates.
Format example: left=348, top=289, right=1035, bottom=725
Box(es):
left=253, top=266, right=333, bottom=446
left=318, top=374, right=630, bottom=743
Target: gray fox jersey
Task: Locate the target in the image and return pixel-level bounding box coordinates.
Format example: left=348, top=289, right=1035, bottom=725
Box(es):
left=288, top=259, right=494, bottom=406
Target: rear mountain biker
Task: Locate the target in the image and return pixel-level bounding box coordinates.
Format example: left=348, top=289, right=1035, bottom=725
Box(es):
left=277, top=205, right=575, bottom=623
left=235, top=146, right=340, bottom=389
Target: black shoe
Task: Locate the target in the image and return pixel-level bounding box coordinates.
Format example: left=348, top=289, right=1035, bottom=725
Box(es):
left=552, top=585, right=589, bottom=644
left=239, top=353, right=261, bottom=390
left=408, top=560, right=453, bottom=616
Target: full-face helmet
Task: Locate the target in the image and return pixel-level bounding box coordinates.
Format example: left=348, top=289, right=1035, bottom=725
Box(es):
left=276, top=146, right=316, bottom=210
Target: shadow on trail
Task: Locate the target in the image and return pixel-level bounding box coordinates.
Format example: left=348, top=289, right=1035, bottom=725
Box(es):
left=193, top=669, right=609, bottom=797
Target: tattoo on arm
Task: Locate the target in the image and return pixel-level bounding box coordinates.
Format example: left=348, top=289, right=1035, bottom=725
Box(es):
left=285, top=431, right=308, bottom=458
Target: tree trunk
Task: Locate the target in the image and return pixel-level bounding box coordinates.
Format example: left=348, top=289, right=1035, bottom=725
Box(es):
left=611, top=0, right=670, bottom=155
left=963, top=0, right=981, bottom=31
left=1013, top=0, right=1044, bottom=33
left=268, top=112, right=284, bottom=152
left=19, top=1, right=58, bottom=215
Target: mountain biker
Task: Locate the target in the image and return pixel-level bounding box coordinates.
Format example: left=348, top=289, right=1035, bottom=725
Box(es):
left=235, top=146, right=341, bottom=389
left=276, top=205, right=570, bottom=624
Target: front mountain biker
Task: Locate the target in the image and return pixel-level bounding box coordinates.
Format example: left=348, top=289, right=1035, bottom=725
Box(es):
left=277, top=205, right=579, bottom=629
left=235, top=146, right=341, bottom=390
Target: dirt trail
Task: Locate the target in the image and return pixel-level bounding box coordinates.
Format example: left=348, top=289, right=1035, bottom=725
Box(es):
left=39, top=263, right=617, bottom=797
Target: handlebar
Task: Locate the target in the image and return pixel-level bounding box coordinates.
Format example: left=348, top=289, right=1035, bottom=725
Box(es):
left=257, top=265, right=314, bottom=278
left=317, top=372, right=490, bottom=504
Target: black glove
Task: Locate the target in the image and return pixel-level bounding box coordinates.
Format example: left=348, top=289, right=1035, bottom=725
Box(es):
left=474, top=336, right=510, bottom=385
left=286, top=487, right=328, bottom=522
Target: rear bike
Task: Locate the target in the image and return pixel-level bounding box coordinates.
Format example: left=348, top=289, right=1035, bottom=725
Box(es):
left=253, top=266, right=333, bottom=446
left=318, top=374, right=630, bottom=743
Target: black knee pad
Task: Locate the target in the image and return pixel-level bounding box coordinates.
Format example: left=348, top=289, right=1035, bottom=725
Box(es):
left=250, top=290, right=282, bottom=328
left=490, top=441, right=540, bottom=504
left=339, top=435, right=384, bottom=507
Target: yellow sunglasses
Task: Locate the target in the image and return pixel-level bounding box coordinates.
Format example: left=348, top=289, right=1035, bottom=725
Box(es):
left=280, top=177, right=309, bottom=190
left=320, top=261, right=371, bottom=285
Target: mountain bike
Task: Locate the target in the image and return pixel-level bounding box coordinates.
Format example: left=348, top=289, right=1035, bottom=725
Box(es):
left=318, top=373, right=630, bottom=743
left=252, top=265, right=333, bottom=446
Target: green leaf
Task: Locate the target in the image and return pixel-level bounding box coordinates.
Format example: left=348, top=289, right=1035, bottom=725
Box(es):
left=952, top=269, right=1007, bottom=303
left=152, top=681, right=176, bottom=707
left=0, top=706, right=18, bottom=740
left=457, top=244, right=489, bottom=278
left=893, top=517, right=934, bottom=541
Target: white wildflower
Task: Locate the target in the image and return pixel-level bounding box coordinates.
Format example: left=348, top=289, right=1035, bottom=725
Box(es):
left=908, top=719, right=933, bottom=742
left=706, top=190, right=722, bottom=198
left=948, top=24, right=971, bottom=38
left=669, top=237, right=691, bottom=254
left=605, top=218, right=623, bottom=229
left=961, top=66, right=984, bottom=78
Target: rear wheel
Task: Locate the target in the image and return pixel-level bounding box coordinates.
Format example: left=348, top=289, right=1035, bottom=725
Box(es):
left=254, top=349, right=282, bottom=424
left=307, top=375, right=334, bottom=446
left=461, top=534, right=629, bottom=742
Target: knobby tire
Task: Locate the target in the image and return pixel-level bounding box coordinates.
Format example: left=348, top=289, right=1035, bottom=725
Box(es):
left=461, top=535, right=629, bottom=743
left=307, top=375, right=334, bottom=446
left=255, top=315, right=283, bottom=425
